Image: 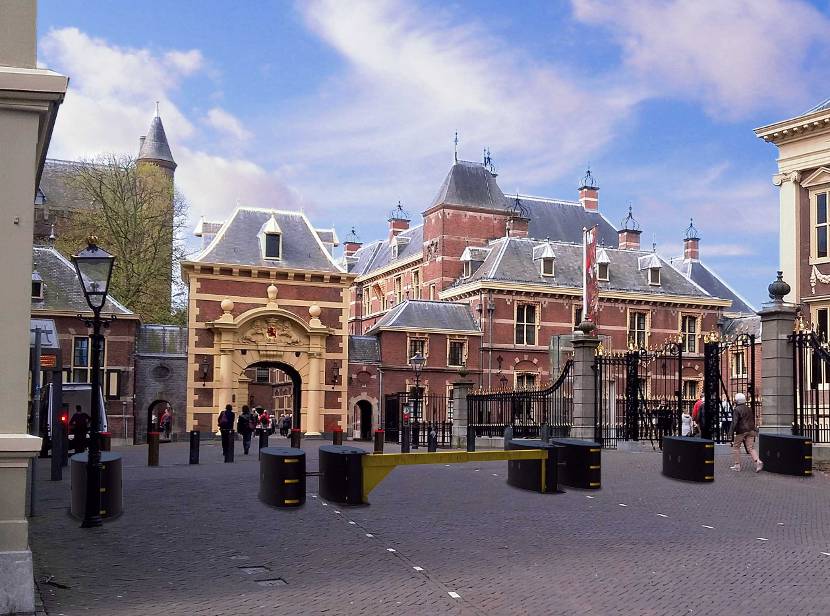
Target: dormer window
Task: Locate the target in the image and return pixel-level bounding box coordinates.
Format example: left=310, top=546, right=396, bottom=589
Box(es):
left=598, top=262, right=609, bottom=281
left=258, top=215, right=282, bottom=260
left=649, top=267, right=661, bottom=286
left=541, top=257, right=555, bottom=277
left=463, top=261, right=473, bottom=277
left=32, top=270, right=43, bottom=299
left=532, top=242, right=556, bottom=278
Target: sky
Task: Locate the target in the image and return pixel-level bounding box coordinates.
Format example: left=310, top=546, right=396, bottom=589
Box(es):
left=36, top=0, right=830, bottom=309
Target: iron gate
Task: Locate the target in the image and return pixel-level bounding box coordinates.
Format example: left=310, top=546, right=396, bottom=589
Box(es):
left=792, top=329, right=830, bottom=443
left=467, top=360, right=574, bottom=438
left=384, top=392, right=453, bottom=447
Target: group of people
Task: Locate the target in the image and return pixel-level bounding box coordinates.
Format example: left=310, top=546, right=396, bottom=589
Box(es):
left=216, top=404, right=294, bottom=457
left=681, top=393, right=763, bottom=472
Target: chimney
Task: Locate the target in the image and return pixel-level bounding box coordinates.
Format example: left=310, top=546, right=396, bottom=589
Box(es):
left=578, top=168, right=599, bottom=211
left=683, top=218, right=700, bottom=261
left=388, top=201, right=410, bottom=240
left=342, top=227, right=362, bottom=257
left=617, top=205, right=641, bottom=250
left=506, top=214, right=529, bottom=238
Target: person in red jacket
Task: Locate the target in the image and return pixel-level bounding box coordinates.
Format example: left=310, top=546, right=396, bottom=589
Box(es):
left=691, top=396, right=704, bottom=436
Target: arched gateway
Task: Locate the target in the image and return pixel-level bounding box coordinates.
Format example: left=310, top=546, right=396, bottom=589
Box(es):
left=181, top=207, right=354, bottom=436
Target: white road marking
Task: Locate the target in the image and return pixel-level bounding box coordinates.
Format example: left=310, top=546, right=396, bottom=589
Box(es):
left=310, top=495, right=317, bottom=499
left=322, top=503, right=328, bottom=507
left=757, top=537, right=769, bottom=541
left=702, top=525, right=714, bottom=529
left=586, top=495, right=595, bottom=499
left=413, top=566, right=424, bottom=571
left=821, top=552, right=830, bottom=556
left=618, top=503, right=627, bottom=507
left=445, top=464, right=450, bottom=467
left=365, top=533, right=374, bottom=538
left=492, top=473, right=498, bottom=477
left=777, top=522, right=785, bottom=526
left=657, top=513, right=668, bottom=518
left=334, top=510, right=341, bottom=514
left=474, top=469, right=480, bottom=472
left=348, top=521, right=356, bottom=525
left=448, top=592, right=461, bottom=599
left=387, top=548, right=396, bottom=552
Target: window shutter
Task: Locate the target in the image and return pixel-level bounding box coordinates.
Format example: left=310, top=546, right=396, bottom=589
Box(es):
left=106, top=369, right=121, bottom=399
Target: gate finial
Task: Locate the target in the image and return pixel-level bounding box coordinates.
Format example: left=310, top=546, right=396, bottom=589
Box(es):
left=768, top=270, right=791, bottom=303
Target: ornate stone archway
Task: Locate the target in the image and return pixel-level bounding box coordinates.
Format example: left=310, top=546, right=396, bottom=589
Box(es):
left=207, top=287, right=331, bottom=435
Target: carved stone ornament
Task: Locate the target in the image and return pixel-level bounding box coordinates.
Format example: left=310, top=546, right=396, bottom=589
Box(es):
left=773, top=170, right=801, bottom=186
left=239, top=317, right=302, bottom=346
left=810, top=265, right=830, bottom=295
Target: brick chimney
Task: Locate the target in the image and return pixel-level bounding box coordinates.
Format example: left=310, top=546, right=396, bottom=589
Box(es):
left=506, top=214, right=529, bottom=238
left=683, top=218, right=700, bottom=261
left=388, top=201, right=410, bottom=241
left=618, top=205, right=641, bottom=250
left=578, top=168, right=599, bottom=211
left=343, top=227, right=362, bottom=257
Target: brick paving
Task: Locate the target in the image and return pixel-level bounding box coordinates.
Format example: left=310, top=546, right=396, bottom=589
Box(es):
left=29, top=438, right=830, bottom=615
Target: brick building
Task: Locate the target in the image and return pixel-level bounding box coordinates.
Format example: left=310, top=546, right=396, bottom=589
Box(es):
left=182, top=207, right=354, bottom=435
left=31, top=246, right=139, bottom=441
left=344, top=160, right=754, bottom=427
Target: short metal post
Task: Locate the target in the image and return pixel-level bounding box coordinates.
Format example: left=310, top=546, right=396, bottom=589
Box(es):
left=226, top=433, right=235, bottom=463
left=412, top=419, right=420, bottom=449
left=540, top=423, right=550, bottom=443
left=290, top=428, right=302, bottom=449
left=332, top=427, right=343, bottom=446
left=148, top=432, right=160, bottom=467
left=258, top=430, right=269, bottom=456
left=401, top=423, right=411, bottom=454
left=373, top=429, right=384, bottom=453
left=427, top=425, right=437, bottom=452
left=503, top=425, right=513, bottom=450
left=100, top=432, right=112, bottom=452
left=189, top=430, right=200, bottom=465
left=466, top=424, right=475, bottom=452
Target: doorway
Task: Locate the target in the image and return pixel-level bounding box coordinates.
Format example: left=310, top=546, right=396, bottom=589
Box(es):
left=147, top=399, right=169, bottom=436
left=244, top=361, right=302, bottom=431
left=356, top=400, right=373, bottom=440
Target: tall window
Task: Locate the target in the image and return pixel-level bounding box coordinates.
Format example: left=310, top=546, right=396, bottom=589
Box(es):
left=463, top=261, right=473, bottom=277
left=515, top=304, right=537, bottom=346
left=394, top=276, right=403, bottom=304
left=573, top=306, right=583, bottom=327
left=429, top=284, right=436, bottom=300
left=71, top=336, right=105, bottom=383
left=362, top=289, right=370, bottom=315
left=681, top=315, right=698, bottom=353
left=818, top=192, right=829, bottom=259
left=265, top=233, right=281, bottom=259
left=409, top=337, right=426, bottom=360
left=818, top=307, right=829, bottom=342
left=541, top=257, right=555, bottom=276
left=682, top=380, right=698, bottom=400
left=648, top=267, right=661, bottom=286
left=448, top=339, right=466, bottom=367
left=628, top=311, right=647, bottom=348
left=412, top=270, right=421, bottom=299
left=732, top=351, right=747, bottom=378
left=598, top=262, right=609, bottom=281
left=516, top=372, right=537, bottom=390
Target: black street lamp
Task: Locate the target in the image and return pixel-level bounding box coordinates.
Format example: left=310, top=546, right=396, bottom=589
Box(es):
left=409, top=352, right=426, bottom=449
left=71, top=236, right=115, bottom=528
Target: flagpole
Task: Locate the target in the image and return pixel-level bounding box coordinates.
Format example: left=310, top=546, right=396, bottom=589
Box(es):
left=582, top=226, right=588, bottom=322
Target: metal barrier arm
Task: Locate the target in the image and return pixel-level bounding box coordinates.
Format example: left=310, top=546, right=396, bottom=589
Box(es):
left=361, top=449, right=548, bottom=503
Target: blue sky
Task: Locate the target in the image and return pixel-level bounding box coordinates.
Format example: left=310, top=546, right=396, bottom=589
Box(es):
left=37, top=0, right=830, bottom=308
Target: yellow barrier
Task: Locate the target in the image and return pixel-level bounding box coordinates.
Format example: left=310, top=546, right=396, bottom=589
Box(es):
left=361, top=449, right=548, bottom=503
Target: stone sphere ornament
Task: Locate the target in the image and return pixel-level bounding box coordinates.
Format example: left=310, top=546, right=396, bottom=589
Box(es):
left=220, top=298, right=234, bottom=314
left=267, top=284, right=278, bottom=301
left=308, top=304, right=322, bottom=318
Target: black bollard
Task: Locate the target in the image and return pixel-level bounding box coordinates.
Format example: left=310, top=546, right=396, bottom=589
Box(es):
left=332, top=427, right=343, bottom=446
left=540, top=423, right=551, bottom=443
left=427, top=427, right=438, bottom=452
left=148, top=431, right=160, bottom=466
left=401, top=423, right=411, bottom=454
left=503, top=425, right=514, bottom=450
left=258, top=430, right=269, bottom=455
left=290, top=428, right=302, bottom=449
left=466, top=424, right=476, bottom=452
left=412, top=420, right=420, bottom=449
left=100, top=432, right=112, bottom=452
left=373, top=429, right=384, bottom=453
left=189, top=430, right=200, bottom=464
left=226, top=433, right=235, bottom=463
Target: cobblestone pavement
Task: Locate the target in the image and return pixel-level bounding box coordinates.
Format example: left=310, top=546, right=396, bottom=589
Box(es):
left=29, top=438, right=830, bottom=616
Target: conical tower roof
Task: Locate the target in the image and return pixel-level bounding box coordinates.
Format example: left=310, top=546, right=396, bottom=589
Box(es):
left=138, top=113, right=176, bottom=169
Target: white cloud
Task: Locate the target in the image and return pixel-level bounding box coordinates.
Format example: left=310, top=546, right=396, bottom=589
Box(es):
left=38, top=27, right=295, bottom=226
left=204, top=107, right=253, bottom=141
left=571, top=0, right=830, bottom=117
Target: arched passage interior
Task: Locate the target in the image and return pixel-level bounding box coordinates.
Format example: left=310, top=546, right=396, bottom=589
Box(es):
left=355, top=400, right=373, bottom=440
left=245, top=361, right=302, bottom=430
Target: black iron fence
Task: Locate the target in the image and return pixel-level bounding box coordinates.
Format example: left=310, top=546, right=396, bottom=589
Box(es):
left=792, top=329, right=830, bottom=443
left=384, top=392, right=453, bottom=447
left=467, top=361, right=574, bottom=438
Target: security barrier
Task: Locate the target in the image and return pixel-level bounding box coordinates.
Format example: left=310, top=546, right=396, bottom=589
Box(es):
left=70, top=452, right=123, bottom=520
left=759, top=433, right=812, bottom=477
left=506, top=439, right=563, bottom=493
left=662, top=436, right=714, bottom=482
left=319, top=445, right=366, bottom=505
left=259, top=447, right=306, bottom=508
left=548, top=438, right=602, bottom=489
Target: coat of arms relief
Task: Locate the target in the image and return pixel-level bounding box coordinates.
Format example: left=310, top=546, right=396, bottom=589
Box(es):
left=239, top=317, right=302, bottom=346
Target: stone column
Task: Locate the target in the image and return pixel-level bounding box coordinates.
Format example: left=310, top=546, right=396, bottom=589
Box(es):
left=773, top=172, right=801, bottom=303
left=218, top=350, right=233, bottom=410
left=451, top=380, right=475, bottom=448
left=758, top=273, right=797, bottom=435
left=571, top=328, right=600, bottom=441
left=304, top=352, right=323, bottom=436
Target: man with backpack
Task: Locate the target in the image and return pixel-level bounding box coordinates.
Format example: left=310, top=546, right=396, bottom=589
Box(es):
left=729, top=392, right=763, bottom=472
left=68, top=404, right=91, bottom=455
left=217, top=404, right=235, bottom=461
left=236, top=405, right=256, bottom=455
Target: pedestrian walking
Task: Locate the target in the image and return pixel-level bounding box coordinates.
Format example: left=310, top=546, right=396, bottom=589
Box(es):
left=691, top=395, right=704, bottom=436
left=68, top=404, right=91, bottom=455
left=218, top=404, right=235, bottom=460
left=281, top=413, right=292, bottom=437
left=237, top=406, right=255, bottom=455
left=259, top=408, right=271, bottom=435
left=681, top=407, right=693, bottom=436
left=159, top=406, right=172, bottom=440
left=729, top=393, right=762, bottom=472
left=720, top=398, right=732, bottom=439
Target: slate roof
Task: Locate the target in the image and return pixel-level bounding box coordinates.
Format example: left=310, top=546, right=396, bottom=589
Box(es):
left=670, top=258, right=755, bottom=314
left=366, top=300, right=481, bottom=334
left=194, top=208, right=344, bottom=272
left=430, top=160, right=507, bottom=211
left=521, top=195, right=618, bottom=245
left=138, top=115, right=176, bottom=167
left=316, top=228, right=339, bottom=245
left=38, top=160, right=90, bottom=211
left=348, top=335, right=381, bottom=364
left=458, top=237, right=717, bottom=299
left=721, top=315, right=761, bottom=339
left=347, top=225, right=424, bottom=276
left=31, top=246, right=133, bottom=315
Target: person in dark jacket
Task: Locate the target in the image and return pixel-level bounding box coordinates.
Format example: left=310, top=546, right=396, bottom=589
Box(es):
left=728, top=393, right=762, bottom=472
left=68, top=405, right=91, bottom=454
left=236, top=405, right=255, bottom=455
left=217, top=404, right=235, bottom=461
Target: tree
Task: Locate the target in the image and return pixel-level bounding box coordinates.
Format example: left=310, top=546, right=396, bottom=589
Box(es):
left=55, top=154, right=188, bottom=323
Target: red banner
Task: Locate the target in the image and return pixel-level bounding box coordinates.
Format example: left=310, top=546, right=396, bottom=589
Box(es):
left=584, top=226, right=599, bottom=324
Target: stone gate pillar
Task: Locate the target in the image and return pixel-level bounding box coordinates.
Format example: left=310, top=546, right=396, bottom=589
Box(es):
left=758, top=272, right=797, bottom=435
left=572, top=324, right=600, bottom=441
left=452, top=380, right=475, bottom=448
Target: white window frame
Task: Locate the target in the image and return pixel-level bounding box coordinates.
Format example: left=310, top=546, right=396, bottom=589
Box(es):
left=648, top=267, right=661, bottom=286
left=627, top=310, right=648, bottom=349
left=680, top=314, right=699, bottom=354
left=598, top=262, right=609, bottom=281
left=447, top=338, right=467, bottom=367
left=70, top=335, right=106, bottom=384
left=515, top=371, right=538, bottom=390
left=394, top=276, right=403, bottom=304
left=412, top=269, right=421, bottom=299
left=264, top=232, right=282, bottom=260
left=515, top=303, right=538, bottom=346
left=541, top=257, right=555, bottom=277
left=813, top=190, right=830, bottom=263
left=407, top=335, right=428, bottom=362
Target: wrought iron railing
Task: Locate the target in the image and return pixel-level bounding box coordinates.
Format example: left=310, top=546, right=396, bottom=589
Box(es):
left=792, top=329, right=830, bottom=443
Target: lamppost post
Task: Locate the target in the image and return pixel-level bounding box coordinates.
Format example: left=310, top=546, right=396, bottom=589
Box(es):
left=409, top=353, right=426, bottom=450
left=72, top=236, right=115, bottom=529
